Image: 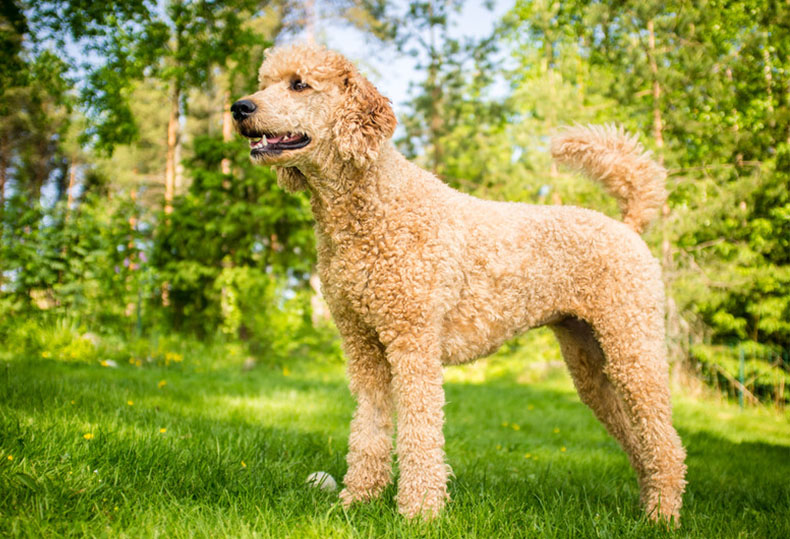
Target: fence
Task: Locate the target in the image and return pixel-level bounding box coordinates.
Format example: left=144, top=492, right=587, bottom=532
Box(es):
left=688, top=343, right=789, bottom=410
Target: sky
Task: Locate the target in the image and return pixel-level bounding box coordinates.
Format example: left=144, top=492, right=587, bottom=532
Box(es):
left=295, top=1, right=514, bottom=118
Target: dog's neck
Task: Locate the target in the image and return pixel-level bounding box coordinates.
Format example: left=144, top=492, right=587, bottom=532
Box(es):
left=299, top=143, right=402, bottom=243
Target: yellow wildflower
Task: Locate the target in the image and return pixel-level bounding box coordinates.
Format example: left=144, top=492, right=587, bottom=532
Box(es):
left=512, top=424, right=520, bottom=431
left=282, top=367, right=290, bottom=377
left=527, top=404, right=535, bottom=411
left=127, top=401, right=134, bottom=406
left=100, top=360, right=110, bottom=367
left=159, top=428, right=166, bottom=433
left=241, top=461, right=247, bottom=468
left=70, top=400, right=75, bottom=405
left=524, top=453, right=531, bottom=459
left=7, top=455, right=13, bottom=461
left=501, top=421, right=509, bottom=427
left=41, top=351, right=51, bottom=358
left=83, top=433, right=94, bottom=440
left=158, top=380, right=167, bottom=389
left=561, top=447, right=567, bottom=452
left=553, top=427, right=560, bottom=434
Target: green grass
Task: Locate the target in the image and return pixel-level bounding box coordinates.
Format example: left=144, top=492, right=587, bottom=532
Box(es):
left=1, top=344, right=789, bottom=538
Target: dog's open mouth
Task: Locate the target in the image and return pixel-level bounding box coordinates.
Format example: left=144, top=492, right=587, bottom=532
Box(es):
left=245, top=132, right=311, bottom=156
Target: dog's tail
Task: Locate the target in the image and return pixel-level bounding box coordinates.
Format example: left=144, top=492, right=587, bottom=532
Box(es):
left=550, top=124, right=667, bottom=234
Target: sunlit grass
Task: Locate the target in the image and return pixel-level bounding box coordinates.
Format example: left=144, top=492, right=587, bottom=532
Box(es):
left=1, top=337, right=789, bottom=537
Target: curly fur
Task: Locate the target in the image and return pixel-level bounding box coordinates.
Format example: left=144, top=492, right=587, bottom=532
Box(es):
left=234, top=43, right=687, bottom=526
left=551, top=124, right=668, bottom=234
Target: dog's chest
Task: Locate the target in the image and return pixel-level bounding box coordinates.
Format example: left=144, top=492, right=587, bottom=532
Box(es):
left=315, top=231, right=381, bottom=317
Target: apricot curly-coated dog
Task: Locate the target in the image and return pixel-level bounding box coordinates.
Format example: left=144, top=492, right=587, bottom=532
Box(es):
left=232, top=43, right=687, bottom=525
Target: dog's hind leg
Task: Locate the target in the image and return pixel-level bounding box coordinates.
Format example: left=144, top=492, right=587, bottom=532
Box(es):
left=338, top=321, right=395, bottom=507
left=584, top=314, right=687, bottom=526
left=551, top=317, right=647, bottom=480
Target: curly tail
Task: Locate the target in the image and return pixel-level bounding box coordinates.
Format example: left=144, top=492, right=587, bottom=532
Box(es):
left=550, top=124, right=667, bottom=234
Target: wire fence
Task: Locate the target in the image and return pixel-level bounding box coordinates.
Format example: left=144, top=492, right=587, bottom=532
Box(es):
left=688, top=342, right=789, bottom=410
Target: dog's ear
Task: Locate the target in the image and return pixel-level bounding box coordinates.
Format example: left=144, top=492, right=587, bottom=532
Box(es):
left=274, top=166, right=308, bottom=192
left=332, top=70, right=397, bottom=169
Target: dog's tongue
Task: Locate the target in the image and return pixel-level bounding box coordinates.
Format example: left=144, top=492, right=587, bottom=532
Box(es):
left=267, top=135, right=284, bottom=144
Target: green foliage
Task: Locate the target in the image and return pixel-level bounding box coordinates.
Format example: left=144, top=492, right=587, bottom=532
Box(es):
left=690, top=343, right=790, bottom=406
left=153, top=135, right=314, bottom=336
left=672, top=152, right=790, bottom=348
left=0, top=0, right=27, bottom=95
left=0, top=1, right=328, bottom=373
left=0, top=193, right=146, bottom=333
left=214, top=266, right=312, bottom=361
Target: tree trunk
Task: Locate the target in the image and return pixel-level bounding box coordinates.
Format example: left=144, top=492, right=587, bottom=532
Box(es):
left=161, top=80, right=180, bottom=307
left=763, top=47, right=775, bottom=128
left=221, top=90, right=233, bottom=176
left=427, top=0, right=444, bottom=173
left=33, top=138, right=48, bottom=200
left=546, top=32, right=557, bottom=177
left=786, top=61, right=790, bottom=144
left=175, top=130, right=183, bottom=195
left=0, top=132, right=7, bottom=213
left=576, top=36, right=586, bottom=100
left=647, top=18, right=682, bottom=360
left=304, top=0, right=316, bottom=42
left=164, top=81, right=180, bottom=215
left=647, top=19, right=664, bottom=150
left=66, top=158, right=77, bottom=220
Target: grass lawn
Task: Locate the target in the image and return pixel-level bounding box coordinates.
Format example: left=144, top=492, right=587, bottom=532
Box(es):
left=1, top=343, right=789, bottom=538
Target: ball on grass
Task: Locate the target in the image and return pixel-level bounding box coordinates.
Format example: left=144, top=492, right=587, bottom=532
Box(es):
left=305, top=471, right=337, bottom=492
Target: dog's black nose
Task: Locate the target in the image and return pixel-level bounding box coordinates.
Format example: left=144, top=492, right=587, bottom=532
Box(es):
left=230, top=99, right=257, bottom=121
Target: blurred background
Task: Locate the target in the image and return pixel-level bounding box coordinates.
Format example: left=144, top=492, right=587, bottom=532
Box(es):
left=1, top=0, right=789, bottom=408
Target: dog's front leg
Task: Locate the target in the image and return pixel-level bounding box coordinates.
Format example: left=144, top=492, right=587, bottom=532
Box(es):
left=339, top=330, right=394, bottom=507
left=389, top=335, right=449, bottom=520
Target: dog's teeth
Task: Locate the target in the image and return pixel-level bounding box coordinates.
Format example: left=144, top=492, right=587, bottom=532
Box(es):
left=262, top=135, right=267, bottom=146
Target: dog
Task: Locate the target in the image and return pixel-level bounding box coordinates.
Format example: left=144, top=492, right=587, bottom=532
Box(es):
left=231, top=42, right=687, bottom=525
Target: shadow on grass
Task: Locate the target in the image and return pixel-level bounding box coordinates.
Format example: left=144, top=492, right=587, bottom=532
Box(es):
left=1, top=359, right=789, bottom=537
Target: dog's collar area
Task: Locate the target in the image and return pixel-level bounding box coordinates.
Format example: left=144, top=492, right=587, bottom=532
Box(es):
left=246, top=132, right=311, bottom=155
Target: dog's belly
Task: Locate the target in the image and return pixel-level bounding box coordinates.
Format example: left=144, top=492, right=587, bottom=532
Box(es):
left=438, top=275, right=561, bottom=365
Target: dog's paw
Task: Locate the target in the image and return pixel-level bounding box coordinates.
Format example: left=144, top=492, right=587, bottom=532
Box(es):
left=338, top=488, right=356, bottom=509
left=645, top=499, right=682, bottom=529
left=396, top=486, right=449, bottom=521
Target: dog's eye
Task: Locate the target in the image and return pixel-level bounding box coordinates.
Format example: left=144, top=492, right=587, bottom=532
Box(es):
left=290, top=79, right=309, bottom=92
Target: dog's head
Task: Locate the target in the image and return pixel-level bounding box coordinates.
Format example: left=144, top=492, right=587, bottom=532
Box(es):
left=232, top=43, right=397, bottom=192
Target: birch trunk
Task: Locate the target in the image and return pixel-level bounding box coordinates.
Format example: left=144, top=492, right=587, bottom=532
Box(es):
left=647, top=19, right=664, bottom=150
left=647, top=18, right=683, bottom=359
left=0, top=132, right=7, bottom=212
left=221, top=90, right=233, bottom=176
left=164, top=81, right=180, bottom=215
left=66, top=158, right=77, bottom=220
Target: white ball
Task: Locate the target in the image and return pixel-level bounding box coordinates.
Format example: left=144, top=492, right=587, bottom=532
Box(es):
left=305, top=471, right=337, bottom=492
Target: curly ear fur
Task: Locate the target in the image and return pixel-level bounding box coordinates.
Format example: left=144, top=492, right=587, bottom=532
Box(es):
left=274, top=166, right=308, bottom=192
left=332, top=72, right=397, bottom=169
